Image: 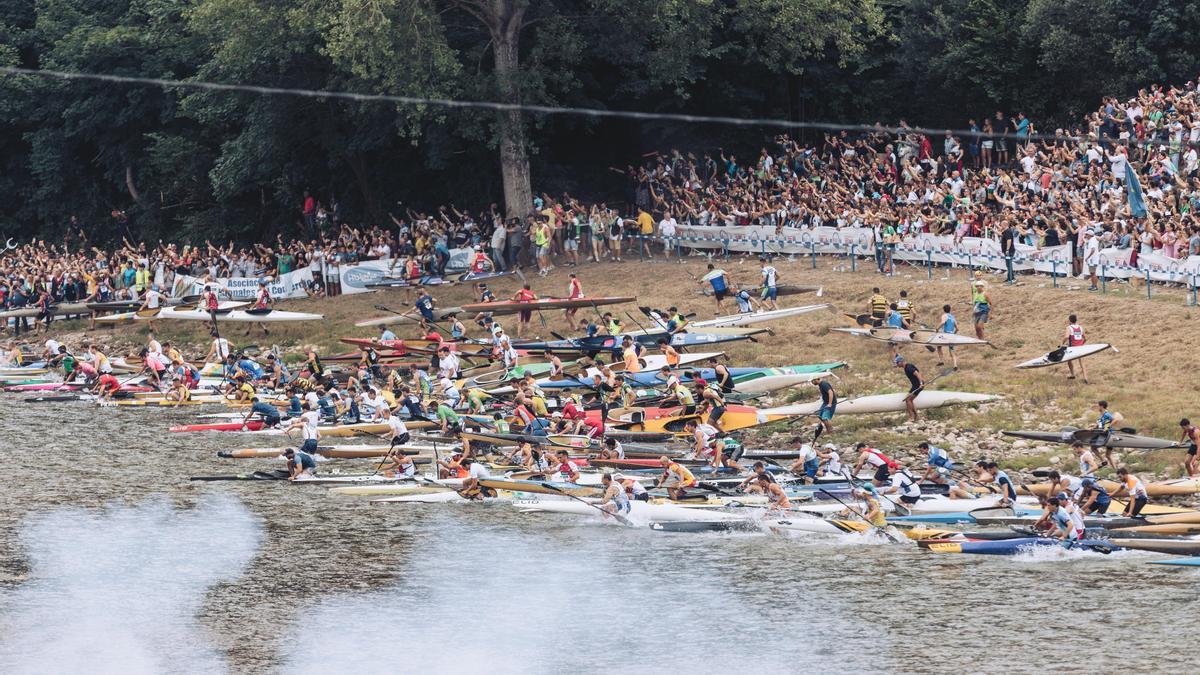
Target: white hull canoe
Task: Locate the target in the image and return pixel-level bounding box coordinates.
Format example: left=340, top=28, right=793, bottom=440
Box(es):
left=332, top=481, right=465, bottom=496
left=1015, top=343, right=1112, bottom=368
left=763, top=391, right=1002, bottom=416
left=689, top=304, right=833, bottom=328
left=831, top=327, right=989, bottom=346
left=514, top=498, right=737, bottom=523
left=95, top=300, right=248, bottom=322
left=734, top=372, right=831, bottom=395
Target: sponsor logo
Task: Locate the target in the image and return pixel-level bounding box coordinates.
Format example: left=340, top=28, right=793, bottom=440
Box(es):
left=342, top=267, right=386, bottom=289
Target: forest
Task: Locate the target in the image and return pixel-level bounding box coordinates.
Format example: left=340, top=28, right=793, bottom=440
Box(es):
left=2, top=0, right=1199, bottom=241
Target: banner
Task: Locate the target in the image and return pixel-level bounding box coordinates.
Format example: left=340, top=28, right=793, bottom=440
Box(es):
left=336, top=248, right=477, bottom=295
left=172, top=268, right=315, bottom=300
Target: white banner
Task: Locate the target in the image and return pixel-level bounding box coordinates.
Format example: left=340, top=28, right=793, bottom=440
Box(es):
left=172, top=268, right=315, bottom=300
left=336, top=248, right=477, bottom=295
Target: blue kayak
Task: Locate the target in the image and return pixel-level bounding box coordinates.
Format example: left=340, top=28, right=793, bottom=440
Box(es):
left=624, top=362, right=847, bottom=387
left=1149, top=556, right=1200, bottom=567
left=889, top=508, right=1042, bottom=525
left=927, top=537, right=1119, bottom=555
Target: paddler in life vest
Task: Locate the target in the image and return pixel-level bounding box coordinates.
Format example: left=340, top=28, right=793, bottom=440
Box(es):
left=201, top=284, right=220, bottom=326
left=93, top=372, right=122, bottom=401
left=868, top=287, right=888, bottom=327
left=282, top=447, right=317, bottom=480
left=655, top=455, right=698, bottom=500
left=612, top=472, right=649, bottom=502
left=241, top=396, right=282, bottom=429
left=1078, top=477, right=1112, bottom=515
left=853, top=483, right=888, bottom=528
left=552, top=449, right=583, bottom=483
left=970, top=274, right=992, bottom=340
left=1045, top=494, right=1086, bottom=545
left=599, top=473, right=632, bottom=517
left=1062, top=314, right=1089, bottom=383
left=1179, top=418, right=1200, bottom=478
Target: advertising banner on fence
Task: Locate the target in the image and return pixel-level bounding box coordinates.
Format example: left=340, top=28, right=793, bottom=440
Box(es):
left=172, top=268, right=315, bottom=300
left=336, top=248, right=477, bottom=295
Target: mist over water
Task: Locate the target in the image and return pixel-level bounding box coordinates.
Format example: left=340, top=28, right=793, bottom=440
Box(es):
left=0, top=496, right=262, bottom=675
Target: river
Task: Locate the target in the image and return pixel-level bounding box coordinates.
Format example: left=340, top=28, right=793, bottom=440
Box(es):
left=0, top=405, right=1195, bottom=674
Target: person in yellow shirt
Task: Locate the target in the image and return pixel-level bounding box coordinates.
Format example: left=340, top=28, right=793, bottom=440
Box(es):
left=655, top=455, right=697, bottom=500
left=636, top=209, right=655, bottom=259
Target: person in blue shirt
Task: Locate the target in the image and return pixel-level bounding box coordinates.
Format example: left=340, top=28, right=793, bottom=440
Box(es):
left=1078, top=477, right=1112, bottom=515
left=733, top=288, right=757, bottom=314
left=240, top=396, right=281, bottom=428
left=379, top=325, right=398, bottom=342
left=414, top=289, right=436, bottom=322
left=935, top=304, right=959, bottom=369
left=699, top=263, right=730, bottom=312
left=236, top=357, right=265, bottom=380
left=286, top=391, right=303, bottom=417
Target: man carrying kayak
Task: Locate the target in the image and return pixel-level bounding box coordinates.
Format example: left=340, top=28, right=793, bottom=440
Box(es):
left=655, top=455, right=697, bottom=500
left=868, top=287, right=888, bottom=327
left=1063, top=314, right=1089, bottom=383
left=811, top=376, right=837, bottom=443
left=511, top=283, right=537, bottom=338
left=240, top=396, right=282, bottom=429
left=699, top=263, right=730, bottom=313
left=935, top=304, right=959, bottom=369
left=894, top=354, right=924, bottom=422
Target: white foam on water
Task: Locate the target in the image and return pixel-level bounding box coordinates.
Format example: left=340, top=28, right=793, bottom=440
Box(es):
left=0, top=495, right=263, bottom=675
left=281, top=515, right=871, bottom=674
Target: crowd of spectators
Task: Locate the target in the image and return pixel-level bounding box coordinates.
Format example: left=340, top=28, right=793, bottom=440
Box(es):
left=9, top=79, right=1200, bottom=333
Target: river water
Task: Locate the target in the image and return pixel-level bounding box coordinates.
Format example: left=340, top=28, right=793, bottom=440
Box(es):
left=0, top=404, right=1196, bottom=674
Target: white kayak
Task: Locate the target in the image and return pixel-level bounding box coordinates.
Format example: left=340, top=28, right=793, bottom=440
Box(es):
left=292, top=474, right=420, bottom=486
left=734, top=371, right=832, bottom=395
left=332, top=480, right=465, bottom=496
left=160, top=307, right=324, bottom=322
left=371, top=488, right=523, bottom=504
left=484, top=352, right=723, bottom=395
left=1014, top=343, right=1112, bottom=368
left=831, top=327, right=989, bottom=346
left=763, top=391, right=1002, bottom=417
left=689, top=304, right=833, bottom=328
left=514, top=498, right=738, bottom=523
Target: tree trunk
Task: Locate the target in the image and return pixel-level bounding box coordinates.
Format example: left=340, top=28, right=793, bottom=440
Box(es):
left=490, top=14, right=532, bottom=221
left=345, top=153, right=382, bottom=225
left=125, top=165, right=145, bottom=206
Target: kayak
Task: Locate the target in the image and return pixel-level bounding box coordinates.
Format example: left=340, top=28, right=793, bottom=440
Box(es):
left=459, top=295, right=636, bottom=315
left=590, top=403, right=780, bottom=434
left=477, top=478, right=601, bottom=498
left=332, top=482, right=466, bottom=497
left=925, top=537, right=1119, bottom=555
left=513, top=498, right=733, bottom=522
left=686, top=304, right=833, bottom=328
left=1015, top=343, right=1112, bottom=368
left=1022, top=479, right=1200, bottom=498
left=0, top=302, right=91, bottom=319
left=1106, top=539, right=1200, bottom=556
left=354, top=307, right=465, bottom=327
left=830, top=327, right=990, bottom=346
left=190, top=469, right=291, bottom=481
left=1003, top=427, right=1182, bottom=450
left=217, top=444, right=446, bottom=459
left=763, top=391, right=1002, bottom=417
left=484, top=352, right=723, bottom=394
left=371, top=489, right=517, bottom=504
left=1150, top=555, right=1200, bottom=566
left=172, top=420, right=271, bottom=432
left=622, top=362, right=846, bottom=389
left=511, top=332, right=749, bottom=355
left=171, top=420, right=434, bottom=435
left=460, top=431, right=597, bottom=449
left=98, top=306, right=322, bottom=322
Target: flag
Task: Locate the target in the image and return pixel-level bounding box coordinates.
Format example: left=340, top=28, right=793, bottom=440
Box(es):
left=1126, top=164, right=1147, bottom=218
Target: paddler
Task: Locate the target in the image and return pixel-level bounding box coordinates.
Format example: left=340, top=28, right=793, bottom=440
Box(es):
left=868, top=287, right=888, bottom=327
left=613, top=472, right=649, bottom=502
left=759, top=474, right=792, bottom=512
left=54, top=345, right=77, bottom=381
left=919, top=442, right=954, bottom=483
left=971, top=275, right=992, bottom=340
left=656, top=338, right=681, bottom=369
left=380, top=449, right=417, bottom=479
left=282, top=447, right=318, bottom=480
left=655, top=455, right=698, bottom=500
left=93, top=372, right=122, bottom=401
left=695, top=379, right=727, bottom=434
left=433, top=396, right=462, bottom=435
left=708, top=358, right=735, bottom=394
left=1073, top=441, right=1100, bottom=477
left=1045, top=494, right=1086, bottom=545
left=788, top=441, right=820, bottom=485
left=1180, top=418, right=1200, bottom=478
left=1078, top=477, right=1112, bottom=515
left=816, top=443, right=843, bottom=477
left=699, top=263, right=731, bottom=313
left=599, top=473, right=632, bottom=518
left=203, top=330, right=232, bottom=365
left=620, top=336, right=642, bottom=374
left=733, top=287, right=758, bottom=314
left=882, top=470, right=923, bottom=508
left=598, top=437, right=624, bottom=459
left=1092, top=399, right=1123, bottom=468
left=685, top=419, right=730, bottom=470
left=896, top=290, right=916, bottom=326
left=853, top=484, right=888, bottom=528
left=551, top=449, right=583, bottom=483
left=1062, top=314, right=1089, bottom=383
left=86, top=343, right=113, bottom=376
left=286, top=401, right=321, bottom=456
left=852, top=442, right=899, bottom=487
left=378, top=405, right=410, bottom=448
left=665, top=306, right=688, bottom=334
left=736, top=461, right=776, bottom=494
left=166, top=373, right=192, bottom=407
left=894, top=354, right=924, bottom=422
left=935, top=304, right=959, bottom=369
left=240, top=396, right=282, bottom=429
left=1111, top=467, right=1149, bottom=517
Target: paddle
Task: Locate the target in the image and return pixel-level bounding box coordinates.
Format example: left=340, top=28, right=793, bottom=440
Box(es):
left=540, top=482, right=634, bottom=527
left=817, top=488, right=901, bottom=544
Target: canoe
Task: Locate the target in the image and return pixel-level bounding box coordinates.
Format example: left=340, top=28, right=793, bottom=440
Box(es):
left=624, top=363, right=846, bottom=389
left=94, top=300, right=248, bottom=323
left=591, top=403, right=779, bottom=434
left=459, top=296, right=636, bottom=315
left=1106, top=539, right=1200, bottom=556
left=700, top=284, right=822, bottom=298
left=1015, top=343, right=1112, bottom=369
left=484, top=352, right=723, bottom=394
left=460, top=431, right=597, bottom=449
left=1003, top=427, right=1182, bottom=450
left=1150, top=555, right=1200, bottom=566
left=172, top=420, right=433, bottom=435
left=0, top=302, right=90, bottom=319
left=1022, top=479, right=1200, bottom=498
left=925, top=537, right=1118, bottom=555
left=763, top=391, right=1002, bottom=417
left=332, top=482, right=465, bottom=497
left=217, top=444, right=446, bottom=459
left=478, top=478, right=601, bottom=498
left=162, top=307, right=323, bottom=322
left=371, top=489, right=517, bottom=504
left=172, top=420, right=271, bottom=432
left=687, top=304, right=833, bottom=328
left=830, top=327, right=989, bottom=346
left=190, top=470, right=292, bottom=481
left=514, top=498, right=733, bottom=522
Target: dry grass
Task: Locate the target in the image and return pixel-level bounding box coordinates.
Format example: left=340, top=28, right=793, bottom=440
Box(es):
left=46, top=249, right=1200, bottom=474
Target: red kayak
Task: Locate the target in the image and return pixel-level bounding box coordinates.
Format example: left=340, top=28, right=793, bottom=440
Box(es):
left=339, top=338, right=481, bottom=355
left=170, top=420, right=269, bottom=433
left=460, top=295, right=636, bottom=315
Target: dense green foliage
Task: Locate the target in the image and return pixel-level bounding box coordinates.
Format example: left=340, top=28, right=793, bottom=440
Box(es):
left=1, top=0, right=1198, bottom=240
